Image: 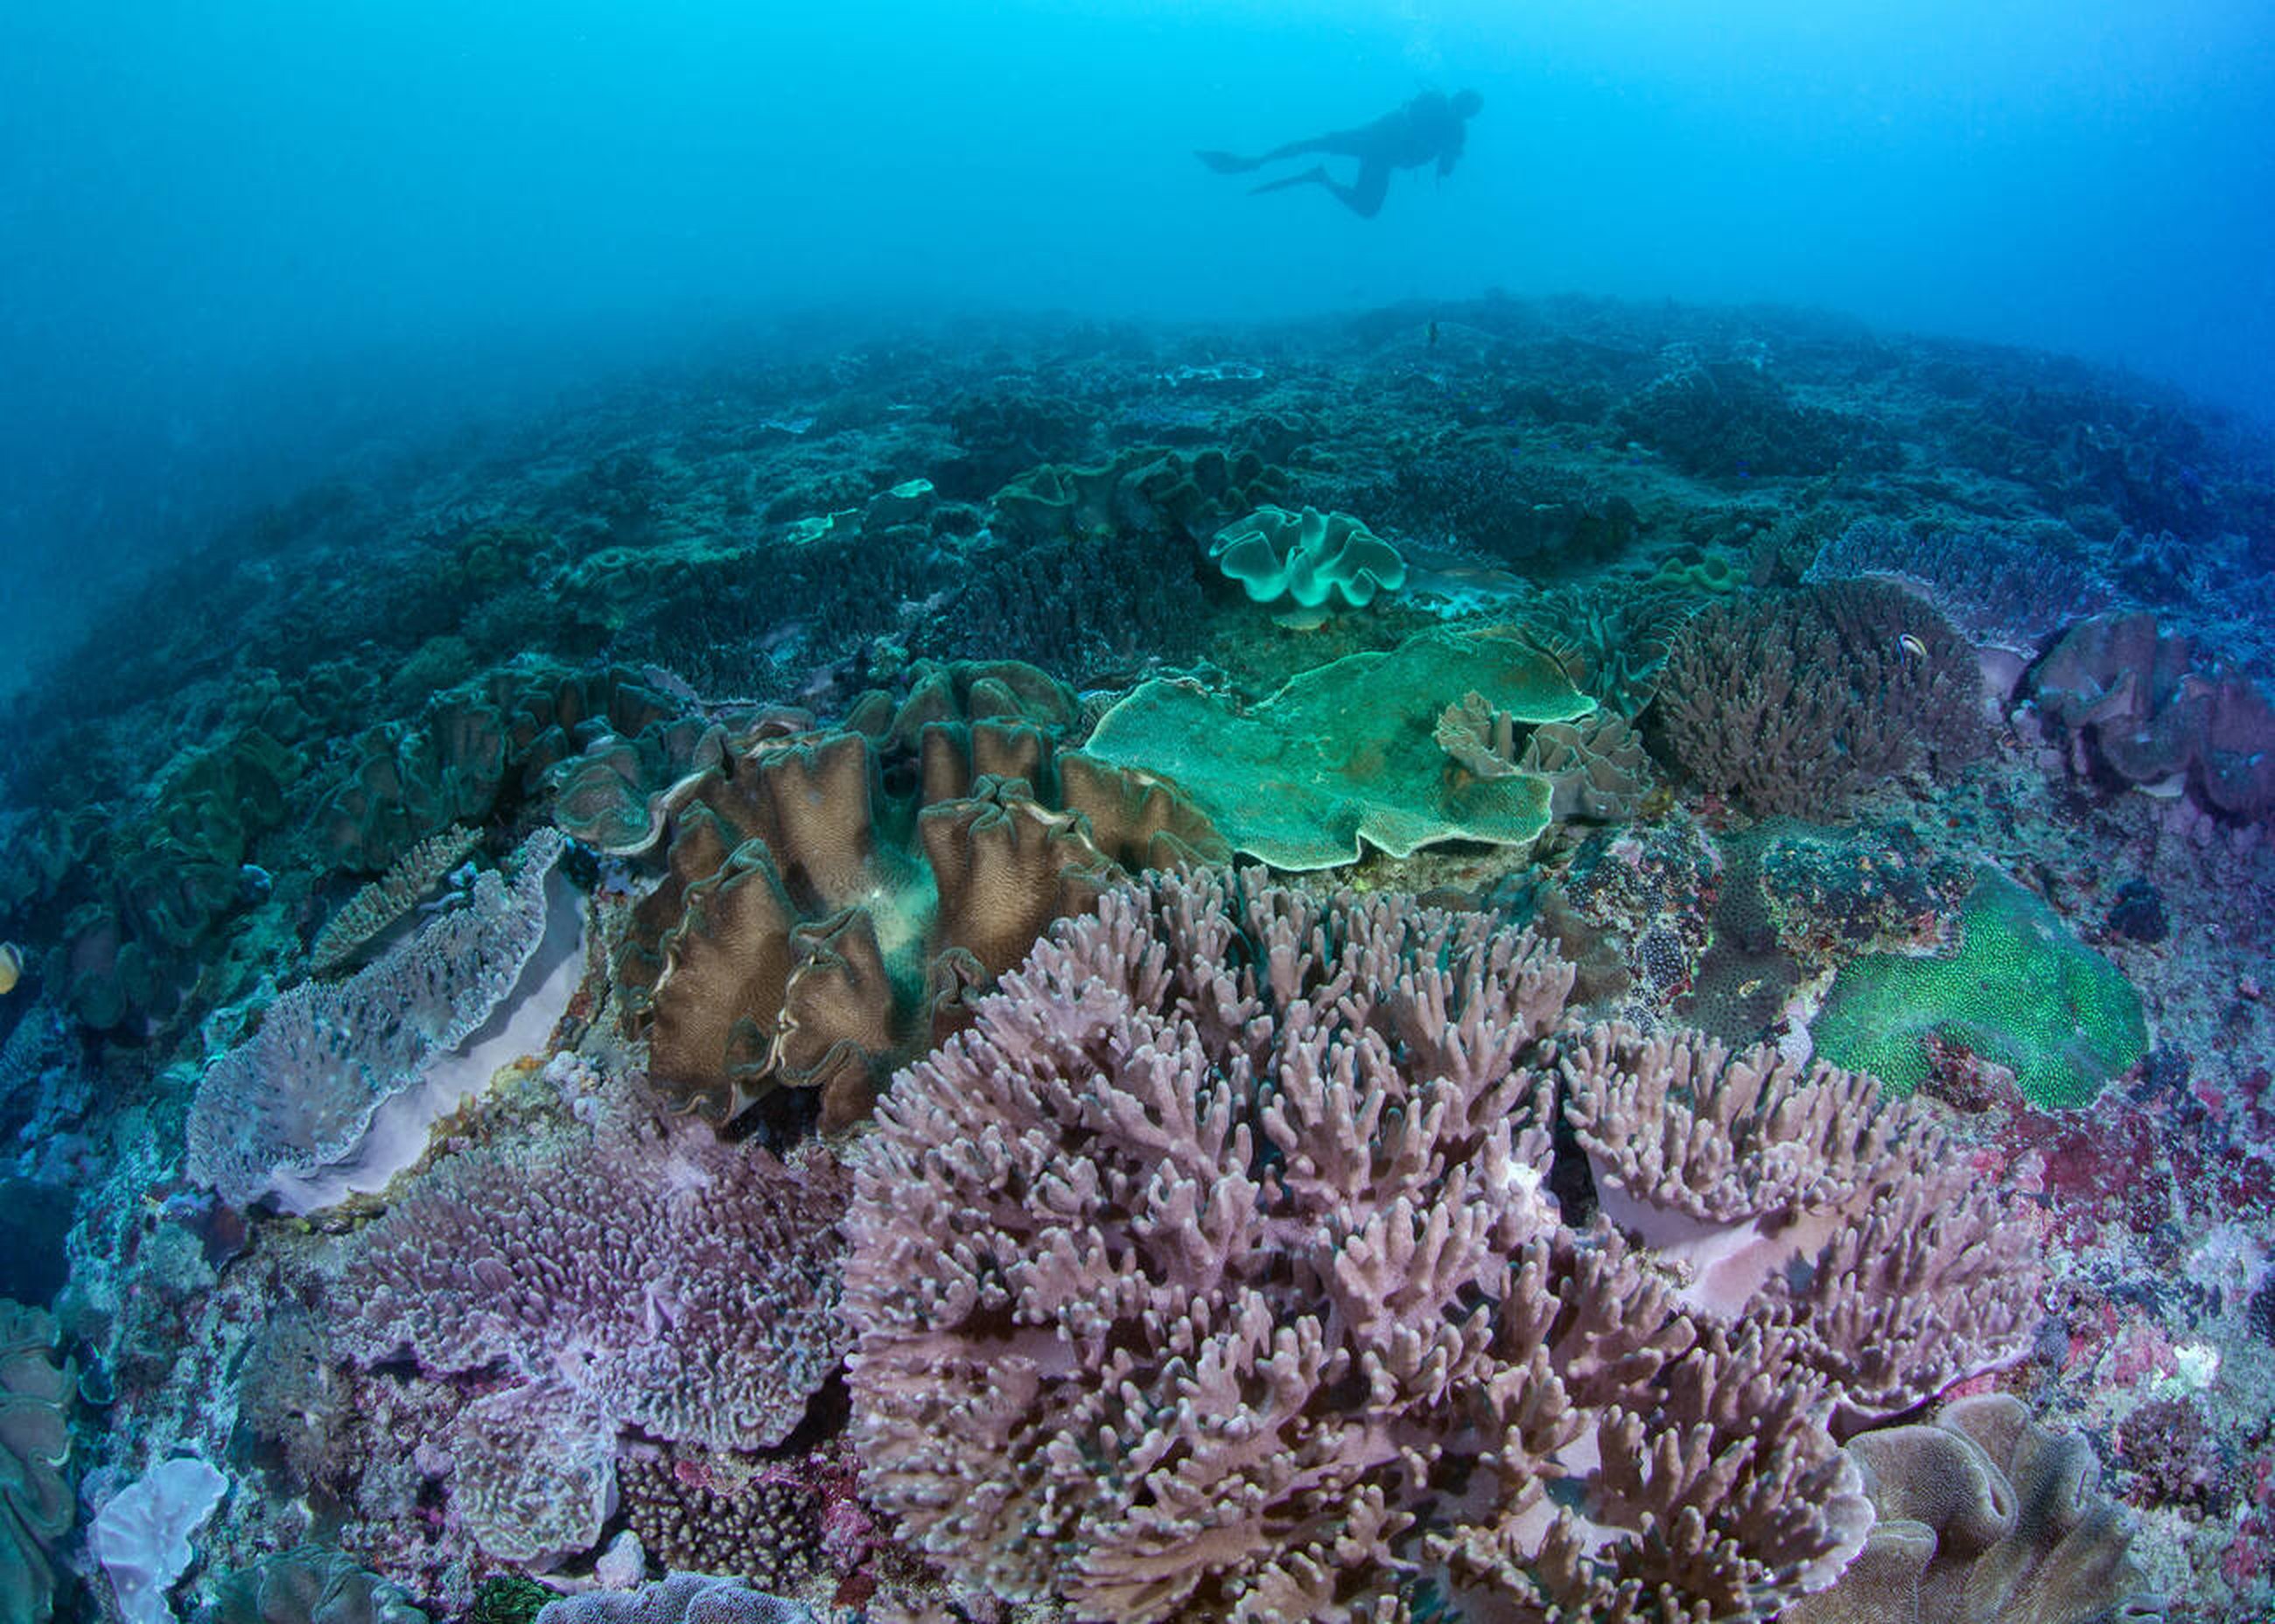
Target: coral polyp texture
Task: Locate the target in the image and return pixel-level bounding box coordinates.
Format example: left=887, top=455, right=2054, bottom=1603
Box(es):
left=844, top=869, right=2048, bottom=1622
left=1810, top=866, right=2147, bottom=1110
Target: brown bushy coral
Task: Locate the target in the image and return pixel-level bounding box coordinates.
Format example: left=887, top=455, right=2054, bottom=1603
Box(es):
left=620, top=662, right=1226, bottom=1130
left=1655, top=581, right=1983, bottom=816
left=844, top=871, right=2045, bottom=1623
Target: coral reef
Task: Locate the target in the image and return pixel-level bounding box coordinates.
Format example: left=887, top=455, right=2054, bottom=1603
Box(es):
left=845, top=869, right=2045, bottom=1621
left=1615, top=358, right=1894, bottom=479
left=1655, top=580, right=1984, bottom=816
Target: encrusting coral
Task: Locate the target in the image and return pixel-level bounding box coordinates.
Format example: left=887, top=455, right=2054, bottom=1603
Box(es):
left=844, top=869, right=2047, bottom=1623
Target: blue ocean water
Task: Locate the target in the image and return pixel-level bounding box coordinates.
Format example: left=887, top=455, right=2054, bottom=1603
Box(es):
left=3, top=0, right=2270, bottom=684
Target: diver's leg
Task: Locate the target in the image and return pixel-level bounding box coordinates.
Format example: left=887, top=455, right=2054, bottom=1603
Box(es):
left=1247, top=164, right=1331, bottom=197
left=1319, top=160, right=1392, bottom=218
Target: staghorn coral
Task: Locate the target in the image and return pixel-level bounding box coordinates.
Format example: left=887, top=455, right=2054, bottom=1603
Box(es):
left=332, top=1077, right=849, bottom=1566
left=620, top=662, right=1225, bottom=1131
left=846, top=870, right=2045, bottom=1622
left=1784, top=1394, right=2164, bottom=1624
left=0, top=1302, right=72, bottom=1624
left=1654, top=581, right=1984, bottom=816
left=186, top=828, right=577, bottom=1214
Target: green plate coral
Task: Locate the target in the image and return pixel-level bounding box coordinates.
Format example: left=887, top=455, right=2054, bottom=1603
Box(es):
left=1082, top=627, right=1593, bottom=870
left=1810, top=867, right=2146, bottom=1110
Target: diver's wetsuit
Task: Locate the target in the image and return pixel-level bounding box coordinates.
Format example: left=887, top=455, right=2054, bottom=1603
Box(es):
left=1197, top=90, right=1481, bottom=218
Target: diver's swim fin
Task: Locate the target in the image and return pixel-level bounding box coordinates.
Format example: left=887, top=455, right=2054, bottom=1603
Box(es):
left=1195, top=149, right=1260, bottom=175
left=1248, top=164, right=1328, bottom=196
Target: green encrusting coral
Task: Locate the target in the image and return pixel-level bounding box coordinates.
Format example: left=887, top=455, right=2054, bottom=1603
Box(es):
left=1082, top=627, right=1593, bottom=870
left=1810, top=867, right=2146, bottom=1110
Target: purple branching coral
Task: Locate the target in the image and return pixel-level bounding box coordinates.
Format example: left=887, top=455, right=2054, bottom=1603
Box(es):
left=844, top=869, right=2048, bottom=1623
left=332, top=1073, right=849, bottom=1566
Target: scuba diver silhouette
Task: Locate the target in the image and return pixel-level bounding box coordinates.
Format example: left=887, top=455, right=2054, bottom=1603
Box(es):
left=1197, top=89, right=1484, bottom=218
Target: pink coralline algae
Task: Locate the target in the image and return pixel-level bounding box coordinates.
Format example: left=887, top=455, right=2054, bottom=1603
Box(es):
left=844, top=869, right=2048, bottom=1623
left=332, top=1078, right=849, bottom=1566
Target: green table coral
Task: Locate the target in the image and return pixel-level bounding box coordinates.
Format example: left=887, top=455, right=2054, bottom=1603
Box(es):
left=1083, top=627, right=1593, bottom=870
left=1210, top=505, right=1406, bottom=609
left=1810, top=867, right=2146, bottom=1110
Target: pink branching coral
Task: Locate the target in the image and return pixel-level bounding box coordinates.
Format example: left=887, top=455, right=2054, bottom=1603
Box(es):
left=844, top=870, right=2047, bottom=1623
left=333, top=1074, right=848, bottom=1565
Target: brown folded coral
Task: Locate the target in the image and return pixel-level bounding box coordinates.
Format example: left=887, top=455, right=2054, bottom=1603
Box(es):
left=618, top=662, right=1226, bottom=1131
left=1785, top=1393, right=2165, bottom=1624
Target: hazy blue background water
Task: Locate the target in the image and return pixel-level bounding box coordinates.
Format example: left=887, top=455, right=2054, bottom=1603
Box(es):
left=4, top=0, right=2271, bottom=690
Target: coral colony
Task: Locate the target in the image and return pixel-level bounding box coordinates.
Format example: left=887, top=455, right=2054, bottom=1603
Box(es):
left=9, top=299, right=2275, bottom=1622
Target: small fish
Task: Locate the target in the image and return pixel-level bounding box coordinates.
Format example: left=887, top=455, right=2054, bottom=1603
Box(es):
left=1898, top=632, right=1928, bottom=662
left=0, top=942, right=20, bottom=995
